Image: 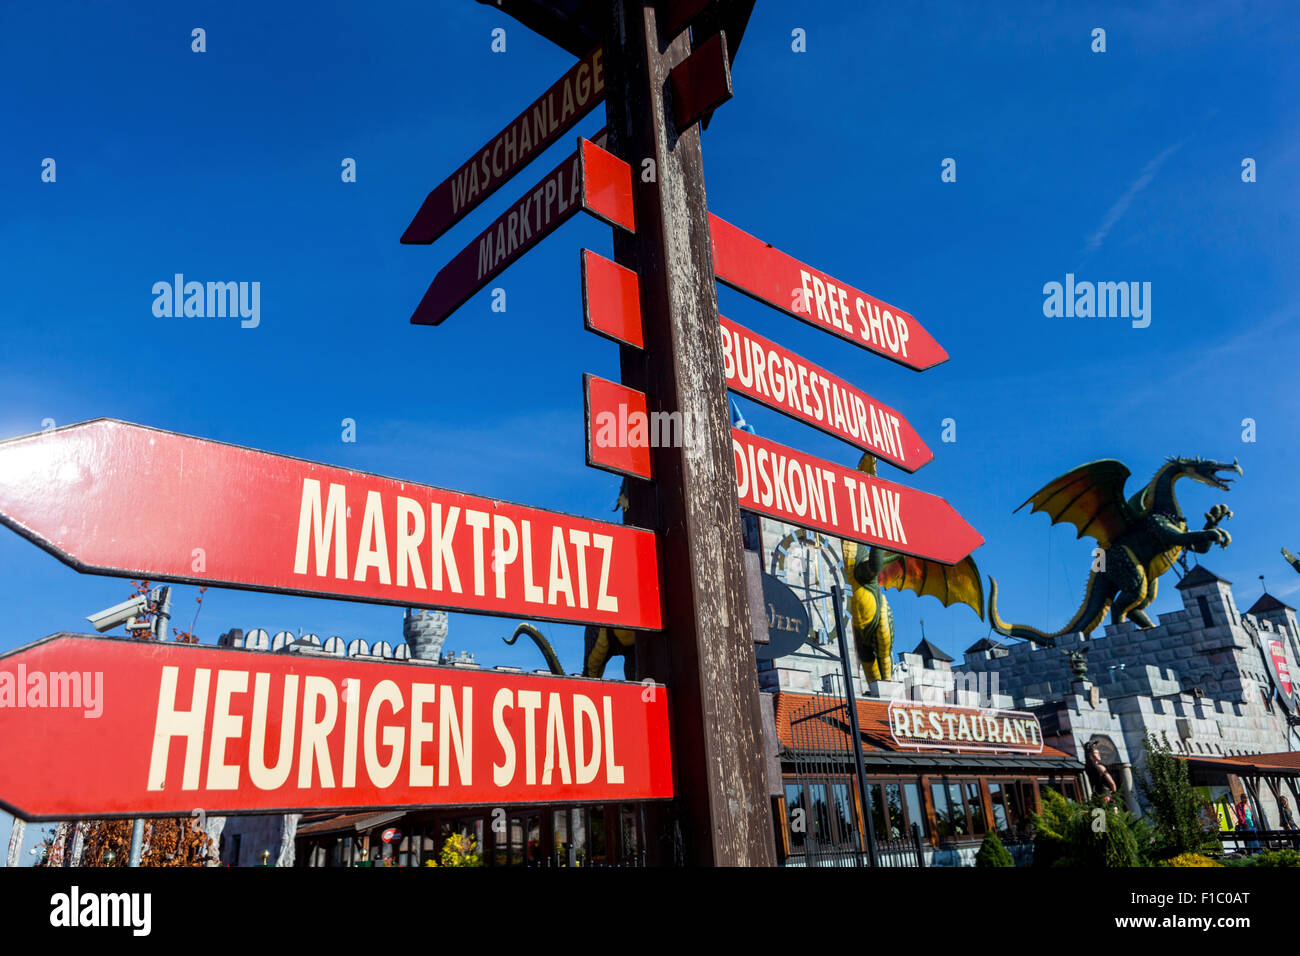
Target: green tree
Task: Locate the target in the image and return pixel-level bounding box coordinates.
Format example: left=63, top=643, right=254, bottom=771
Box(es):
left=1137, top=731, right=1219, bottom=859
left=975, top=829, right=1014, bottom=867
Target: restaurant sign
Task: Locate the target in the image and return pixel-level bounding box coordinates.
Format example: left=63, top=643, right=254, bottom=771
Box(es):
left=887, top=701, right=1043, bottom=755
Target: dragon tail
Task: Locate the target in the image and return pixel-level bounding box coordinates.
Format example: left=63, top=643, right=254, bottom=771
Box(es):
left=988, top=573, right=1111, bottom=648
left=503, top=623, right=565, bottom=675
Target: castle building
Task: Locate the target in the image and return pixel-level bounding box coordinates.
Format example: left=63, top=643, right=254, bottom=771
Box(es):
left=956, top=565, right=1300, bottom=834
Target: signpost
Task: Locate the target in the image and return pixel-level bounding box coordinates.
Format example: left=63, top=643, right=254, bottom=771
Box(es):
left=409, top=136, right=634, bottom=326
left=731, top=427, right=983, bottom=564
left=719, top=315, right=932, bottom=470
left=0, top=420, right=663, bottom=630
left=401, top=46, right=607, bottom=245
left=0, top=633, right=673, bottom=820
left=709, top=213, right=949, bottom=371
left=0, top=0, right=983, bottom=870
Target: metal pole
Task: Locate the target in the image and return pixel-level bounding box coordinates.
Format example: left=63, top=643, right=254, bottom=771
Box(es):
left=832, top=584, right=878, bottom=867
left=128, top=818, right=144, bottom=866
left=152, top=585, right=172, bottom=640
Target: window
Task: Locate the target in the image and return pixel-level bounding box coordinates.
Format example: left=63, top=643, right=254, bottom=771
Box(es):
left=866, top=783, right=888, bottom=841
left=808, top=784, right=831, bottom=842
left=930, top=781, right=953, bottom=839
left=831, top=782, right=858, bottom=847
left=901, top=783, right=926, bottom=840
left=988, top=782, right=1009, bottom=836
left=965, top=781, right=987, bottom=835
left=1197, top=595, right=1213, bottom=627
left=884, top=783, right=904, bottom=839
left=785, top=784, right=806, bottom=854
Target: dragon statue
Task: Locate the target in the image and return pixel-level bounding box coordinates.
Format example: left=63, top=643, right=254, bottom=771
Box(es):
left=841, top=454, right=985, bottom=680
left=1282, top=547, right=1300, bottom=575
left=989, top=456, right=1242, bottom=646
left=504, top=623, right=636, bottom=679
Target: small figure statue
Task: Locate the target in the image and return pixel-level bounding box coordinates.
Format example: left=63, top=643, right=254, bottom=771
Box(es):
left=1064, top=646, right=1089, bottom=680
left=1084, top=740, right=1118, bottom=795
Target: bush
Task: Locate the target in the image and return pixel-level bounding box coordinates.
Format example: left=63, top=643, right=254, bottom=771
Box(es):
left=1156, top=852, right=1223, bottom=867
left=975, top=830, right=1015, bottom=867
left=1138, top=731, right=1220, bottom=860
left=1223, top=848, right=1300, bottom=868
left=1033, top=789, right=1143, bottom=867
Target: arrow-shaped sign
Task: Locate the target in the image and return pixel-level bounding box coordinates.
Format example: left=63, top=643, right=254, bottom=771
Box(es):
left=410, top=136, right=634, bottom=326
left=402, top=46, right=607, bottom=245
left=578, top=249, right=932, bottom=471
left=731, top=428, right=982, bottom=564
left=0, top=420, right=663, bottom=630
left=709, top=213, right=948, bottom=371
left=0, top=633, right=674, bottom=819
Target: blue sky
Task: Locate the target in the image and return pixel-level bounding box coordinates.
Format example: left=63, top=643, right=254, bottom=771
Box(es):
left=1, top=0, right=1297, bottom=696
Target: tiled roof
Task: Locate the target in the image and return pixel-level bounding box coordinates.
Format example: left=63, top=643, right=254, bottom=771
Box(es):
left=1176, top=565, right=1231, bottom=589
left=965, top=637, right=1006, bottom=653
left=770, top=690, right=1075, bottom=761
left=910, top=638, right=954, bottom=662
left=1247, top=593, right=1295, bottom=614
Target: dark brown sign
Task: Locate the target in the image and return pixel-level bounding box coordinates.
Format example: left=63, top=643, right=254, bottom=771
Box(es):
left=409, top=136, right=633, bottom=326
left=402, top=47, right=606, bottom=245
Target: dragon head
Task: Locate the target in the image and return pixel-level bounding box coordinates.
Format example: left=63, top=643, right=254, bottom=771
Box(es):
left=1170, top=456, right=1243, bottom=492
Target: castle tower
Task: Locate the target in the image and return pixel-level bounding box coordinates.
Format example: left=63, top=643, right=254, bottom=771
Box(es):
left=403, top=608, right=449, bottom=661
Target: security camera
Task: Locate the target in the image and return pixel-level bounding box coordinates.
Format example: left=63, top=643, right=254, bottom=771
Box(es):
left=86, top=595, right=150, bottom=633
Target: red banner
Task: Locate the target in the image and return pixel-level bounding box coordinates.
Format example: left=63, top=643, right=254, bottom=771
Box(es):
left=719, top=315, right=932, bottom=471
left=731, top=428, right=982, bottom=564
left=0, top=420, right=663, bottom=630
left=402, top=47, right=606, bottom=245
left=709, top=213, right=948, bottom=371
left=0, top=635, right=673, bottom=818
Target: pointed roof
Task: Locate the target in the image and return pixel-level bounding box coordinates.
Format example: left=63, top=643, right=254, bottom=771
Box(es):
left=1176, top=565, right=1232, bottom=590
left=965, top=637, right=1006, bottom=653
left=911, top=638, right=954, bottom=663
left=1248, top=593, right=1295, bottom=615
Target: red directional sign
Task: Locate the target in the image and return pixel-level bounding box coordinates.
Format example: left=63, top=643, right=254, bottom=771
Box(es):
left=402, top=46, right=606, bottom=245
left=0, top=420, right=663, bottom=630
left=581, top=249, right=644, bottom=348
left=709, top=214, right=949, bottom=371
left=584, top=375, right=654, bottom=480
left=731, top=428, right=982, bottom=564
left=410, top=136, right=634, bottom=326
left=0, top=634, right=674, bottom=819
left=719, top=316, right=932, bottom=471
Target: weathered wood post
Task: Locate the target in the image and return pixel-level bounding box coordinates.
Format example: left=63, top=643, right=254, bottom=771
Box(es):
left=604, top=1, right=775, bottom=866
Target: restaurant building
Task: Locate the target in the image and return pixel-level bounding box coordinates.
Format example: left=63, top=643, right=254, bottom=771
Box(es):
left=762, top=643, right=1084, bottom=866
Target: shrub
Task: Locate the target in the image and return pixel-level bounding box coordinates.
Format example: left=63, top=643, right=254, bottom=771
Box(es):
left=1223, top=848, right=1300, bottom=868
left=1033, top=789, right=1143, bottom=867
left=1137, top=731, right=1220, bottom=860
left=1156, top=852, right=1223, bottom=867
left=975, top=830, right=1015, bottom=867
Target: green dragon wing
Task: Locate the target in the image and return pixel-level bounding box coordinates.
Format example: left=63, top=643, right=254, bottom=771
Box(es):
left=877, top=552, right=985, bottom=620
left=1014, top=459, right=1134, bottom=551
